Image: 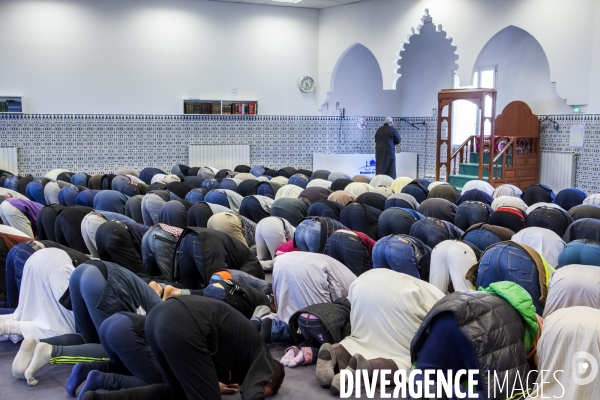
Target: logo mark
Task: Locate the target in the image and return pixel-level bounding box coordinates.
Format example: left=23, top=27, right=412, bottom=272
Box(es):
left=571, top=351, right=598, bottom=386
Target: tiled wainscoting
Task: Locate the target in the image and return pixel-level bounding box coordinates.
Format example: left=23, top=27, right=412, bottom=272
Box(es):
left=0, top=113, right=598, bottom=193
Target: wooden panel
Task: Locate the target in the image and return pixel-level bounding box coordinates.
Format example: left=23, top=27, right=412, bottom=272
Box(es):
left=517, top=168, right=537, bottom=178
left=526, top=157, right=538, bottom=166
left=515, top=158, right=526, bottom=167
left=519, top=179, right=536, bottom=188
left=495, top=101, right=540, bottom=138
left=504, top=170, right=516, bottom=178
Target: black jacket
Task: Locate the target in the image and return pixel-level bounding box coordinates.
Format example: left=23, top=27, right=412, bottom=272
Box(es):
left=411, top=291, right=529, bottom=400
left=288, top=298, right=351, bottom=346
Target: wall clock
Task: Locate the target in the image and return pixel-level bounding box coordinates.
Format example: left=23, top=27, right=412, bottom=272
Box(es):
left=299, top=76, right=315, bottom=93
left=357, top=117, right=368, bottom=130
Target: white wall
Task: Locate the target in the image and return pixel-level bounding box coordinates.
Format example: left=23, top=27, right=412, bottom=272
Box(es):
left=325, top=44, right=401, bottom=116
left=397, top=18, right=457, bottom=116
left=474, top=26, right=570, bottom=115
left=318, top=0, right=598, bottom=112
left=0, top=0, right=319, bottom=114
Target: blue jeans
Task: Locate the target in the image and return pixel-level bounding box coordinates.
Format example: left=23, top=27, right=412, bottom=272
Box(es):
left=26, top=181, right=47, bottom=205
left=294, top=219, right=323, bottom=253
left=185, top=189, right=206, bottom=203
left=0, top=242, right=38, bottom=313
left=288, top=174, right=308, bottom=189
left=204, top=191, right=229, bottom=209
left=71, top=173, right=89, bottom=187
left=176, top=232, right=205, bottom=289
left=325, top=231, right=371, bottom=276
left=476, top=243, right=543, bottom=314
left=229, top=270, right=272, bottom=295
left=557, top=240, right=600, bottom=268
left=462, top=228, right=503, bottom=252
left=142, top=226, right=178, bottom=280
left=373, top=235, right=424, bottom=279
left=58, top=186, right=80, bottom=207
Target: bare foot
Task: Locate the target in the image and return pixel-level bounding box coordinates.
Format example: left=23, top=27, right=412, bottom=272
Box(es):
left=149, top=281, right=163, bottom=298
left=163, top=285, right=182, bottom=300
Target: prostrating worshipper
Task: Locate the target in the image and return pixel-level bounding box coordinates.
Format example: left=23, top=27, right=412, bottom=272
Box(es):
left=461, top=179, right=494, bottom=196
left=543, top=264, right=600, bottom=318
left=390, top=176, right=413, bottom=193
left=270, top=198, right=309, bottom=227
left=77, top=296, right=284, bottom=400
left=568, top=204, right=600, bottom=220
left=418, top=198, right=457, bottom=224
left=93, top=190, right=129, bottom=215
left=54, top=206, right=94, bottom=254
left=562, top=217, right=600, bottom=242
left=327, top=190, right=355, bottom=206
left=525, top=204, right=573, bottom=237
left=71, top=173, right=91, bottom=188
left=428, top=239, right=481, bottom=294
left=255, top=217, right=296, bottom=268
left=174, top=227, right=264, bottom=290
left=554, top=187, right=586, bottom=211
left=12, top=260, right=162, bottom=386
left=427, top=183, right=460, bottom=204
left=311, top=169, right=331, bottom=181
left=76, top=190, right=100, bottom=208
left=454, top=200, right=492, bottom=231
left=36, top=204, right=66, bottom=241
left=583, top=193, right=600, bottom=206
left=165, top=181, right=193, bottom=200
left=410, top=284, right=536, bottom=399
left=293, top=217, right=346, bottom=253
left=218, top=177, right=240, bottom=192
left=374, top=117, right=401, bottom=178
left=186, top=201, right=230, bottom=228
left=0, top=241, right=89, bottom=313
left=141, top=191, right=172, bottom=226
left=184, top=188, right=207, bottom=203
left=369, top=175, right=392, bottom=189
left=182, top=175, right=203, bottom=188
left=384, top=192, right=419, bottom=210
left=44, top=181, right=76, bottom=205
left=409, top=217, right=464, bottom=249
left=110, top=175, right=131, bottom=192
left=512, top=227, right=565, bottom=268
left=298, top=187, right=332, bottom=206
left=372, top=234, right=432, bottom=281
left=59, top=185, right=86, bottom=207
left=343, top=182, right=372, bottom=198
left=473, top=241, right=553, bottom=314
left=377, top=207, right=423, bottom=237
left=157, top=199, right=193, bottom=229
left=461, top=222, right=514, bottom=252
left=371, top=186, right=393, bottom=198
left=0, top=187, right=29, bottom=200
left=25, top=178, right=50, bottom=205
left=139, top=167, right=166, bottom=185
left=91, top=219, right=149, bottom=273
left=270, top=176, right=288, bottom=186
left=207, top=211, right=256, bottom=248
left=16, top=175, right=34, bottom=196
left=0, top=230, right=33, bottom=305
left=257, top=252, right=355, bottom=344
left=171, top=164, right=189, bottom=178
left=316, top=269, right=443, bottom=395
left=141, top=224, right=183, bottom=280
left=0, top=249, right=78, bottom=342
left=87, top=174, right=103, bottom=190
left=339, top=201, right=381, bottom=240
left=274, top=184, right=303, bottom=201
left=240, top=195, right=273, bottom=223
left=491, top=195, right=528, bottom=212
left=147, top=182, right=167, bottom=192
left=330, top=178, right=353, bottom=192
left=101, top=174, right=117, bottom=190
left=328, top=171, right=351, bottom=182
left=254, top=181, right=281, bottom=199
left=488, top=206, right=527, bottom=233
left=521, top=183, right=555, bottom=207
left=234, top=172, right=258, bottom=182
left=45, top=168, right=71, bottom=181
left=123, top=195, right=144, bottom=224
left=556, top=239, right=600, bottom=268
left=119, top=181, right=148, bottom=197
left=400, top=181, right=428, bottom=203
left=351, top=175, right=370, bottom=183
left=355, top=192, right=386, bottom=211
left=456, top=188, right=494, bottom=206
left=0, top=197, right=44, bottom=238
left=237, top=179, right=260, bottom=197
left=306, top=178, right=331, bottom=190
left=528, top=307, right=600, bottom=399
left=324, top=230, right=374, bottom=277
left=307, top=200, right=343, bottom=220
left=288, top=173, right=309, bottom=189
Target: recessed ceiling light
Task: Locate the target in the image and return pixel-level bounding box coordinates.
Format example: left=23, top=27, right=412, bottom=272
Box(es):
left=271, top=0, right=302, bottom=3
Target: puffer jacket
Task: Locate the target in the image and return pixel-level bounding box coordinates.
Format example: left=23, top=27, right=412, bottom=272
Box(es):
left=411, top=291, right=529, bottom=400
left=287, top=298, right=351, bottom=346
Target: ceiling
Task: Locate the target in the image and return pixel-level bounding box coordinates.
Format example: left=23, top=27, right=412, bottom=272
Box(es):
left=207, top=0, right=369, bottom=9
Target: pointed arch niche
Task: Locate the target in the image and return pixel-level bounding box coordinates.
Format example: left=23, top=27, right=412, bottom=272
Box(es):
left=396, top=9, right=459, bottom=117
left=474, top=26, right=570, bottom=115
left=326, top=43, right=401, bottom=116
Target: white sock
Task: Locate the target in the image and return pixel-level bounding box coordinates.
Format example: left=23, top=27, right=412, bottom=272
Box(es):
left=0, top=316, right=21, bottom=336
left=12, top=337, right=39, bottom=380
left=24, top=342, right=52, bottom=386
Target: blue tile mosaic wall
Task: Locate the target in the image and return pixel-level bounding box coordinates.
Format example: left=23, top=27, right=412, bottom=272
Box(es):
left=0, top=113, right=598, bottom=193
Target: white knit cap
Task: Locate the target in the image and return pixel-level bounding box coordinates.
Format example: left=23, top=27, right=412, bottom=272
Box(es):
left=384, top=116, right=393, bottom=124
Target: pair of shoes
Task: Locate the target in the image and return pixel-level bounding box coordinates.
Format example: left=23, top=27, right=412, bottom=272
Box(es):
left=331, top=353, right=372, bottom=396
left=316, top=343, right=336, bottom=387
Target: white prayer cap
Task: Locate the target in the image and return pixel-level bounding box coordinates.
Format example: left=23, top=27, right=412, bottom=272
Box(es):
left=384, top=116, right=393, bottom=124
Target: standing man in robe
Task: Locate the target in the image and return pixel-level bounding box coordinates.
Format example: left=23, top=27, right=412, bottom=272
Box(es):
left=375, top=117, right=401, bottom=179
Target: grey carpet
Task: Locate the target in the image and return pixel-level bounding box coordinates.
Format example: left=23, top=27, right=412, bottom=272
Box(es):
left=0, top=339, right=393, bottom=399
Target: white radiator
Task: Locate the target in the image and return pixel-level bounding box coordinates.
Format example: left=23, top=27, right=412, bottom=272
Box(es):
left=540, top=151, right=577, bottom=192
left=188, top=145, right=250, bottom=171
left=0, top=147, right=18, bottom=175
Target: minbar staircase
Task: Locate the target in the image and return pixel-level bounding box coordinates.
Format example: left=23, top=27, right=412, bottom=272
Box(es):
left=449, top=151, right=502, bottom=192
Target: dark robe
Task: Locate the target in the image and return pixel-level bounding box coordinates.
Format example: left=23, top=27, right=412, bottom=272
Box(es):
left=374, top=123, right=401, bottom=178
